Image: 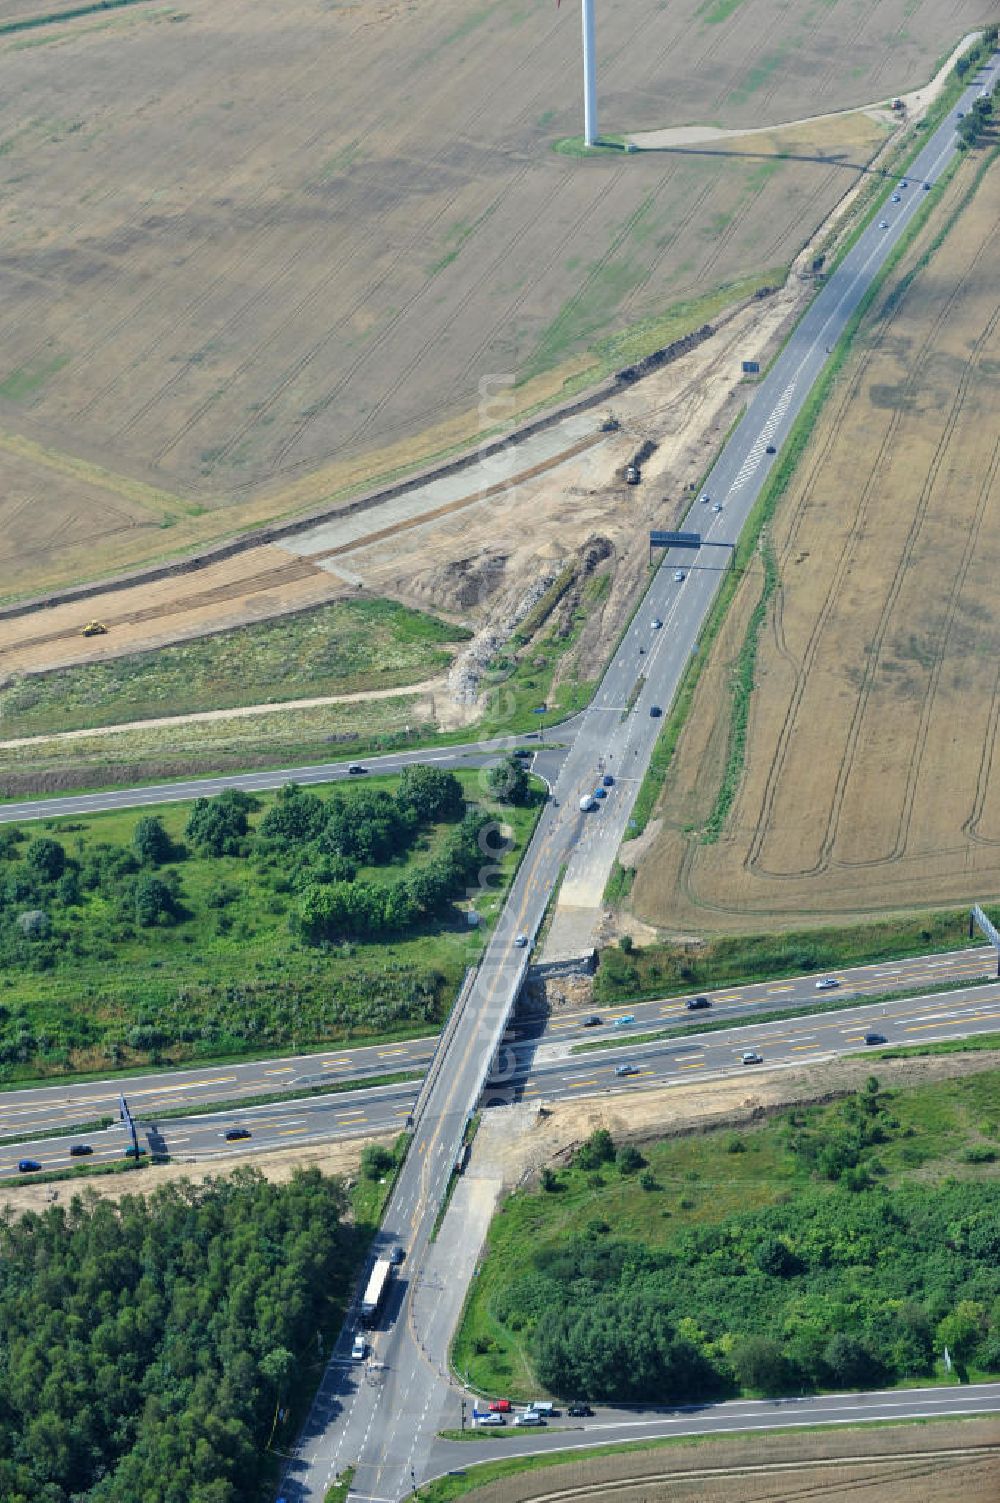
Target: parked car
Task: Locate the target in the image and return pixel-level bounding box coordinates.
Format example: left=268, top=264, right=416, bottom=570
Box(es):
left=17, top=1159, right=41, bottom=1173
left=224, top=1128, right=251, bottom=1141
left=685, top=996, right=711, bottom=1011
left=514, top=1411, right=544, bottom=1427
left=741, top=1051, right=763, bottom=1066
left=815, top=976, right=840, bottom=990
left=476, top=1411, right=506, bottom=1426
left=351, top=1335, right=366, bottom=1361
left=615, top=1064, right=639, bottom=1077
left=568, top=1403, right=593, bottom=1417
left=68, top=1143, right=93, bottom=1157
left=582, top=1016, right=602, bottom=1028
left=489, top=1399, right=512, bottom=1413
left=528, top=1401, right=556, bottom=1416
left=864, top=1032, right=887, bottom=1046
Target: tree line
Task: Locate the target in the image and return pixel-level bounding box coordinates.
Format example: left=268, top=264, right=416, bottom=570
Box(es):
left=0, top=1169, right=359, bottom=1503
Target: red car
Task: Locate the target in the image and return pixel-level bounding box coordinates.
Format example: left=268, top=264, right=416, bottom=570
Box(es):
left=489, top=1399, right=512, bottom=1413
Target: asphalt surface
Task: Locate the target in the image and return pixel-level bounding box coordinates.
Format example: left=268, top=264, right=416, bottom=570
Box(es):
left=6, top=977, right=999, bottom=1178
left=428, top=1383, right=1000, bottom=1475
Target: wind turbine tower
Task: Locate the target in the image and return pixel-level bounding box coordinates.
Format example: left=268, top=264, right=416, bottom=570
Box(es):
left=581, top=0, right=598, bottom=146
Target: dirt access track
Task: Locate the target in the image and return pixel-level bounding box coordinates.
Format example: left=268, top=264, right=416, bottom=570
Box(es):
left=630, top=145, right=1000, bottom=934
left=0, top=0, right=982, bottom=604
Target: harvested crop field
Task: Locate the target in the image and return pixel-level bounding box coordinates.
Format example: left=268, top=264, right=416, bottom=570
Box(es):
left=0, top=0, right=978, bottom=599
left=631, top=151, right=1000, bottom=931
left=439, top=1421, right=1000, bottom=1503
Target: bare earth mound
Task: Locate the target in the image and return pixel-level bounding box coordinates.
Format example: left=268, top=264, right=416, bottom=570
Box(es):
left=632, top=151, right=1000, bottom=932
left=0, top=0, right=981, bottom=599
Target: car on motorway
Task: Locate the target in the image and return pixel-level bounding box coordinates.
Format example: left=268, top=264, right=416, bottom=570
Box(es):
left=700, top=492, right=710, bottom=504
left=649, top=705, right=662, bottom=717
left=815, top=976, right=840, bottom=990
left=864, top=1032, right=887, bottom=1046
left=685, top=996, right=711, bottom=1011
left=514, top=934, right=528, bottom=948
left=476, top=1411, right=506, bottom=1426
left=712, top=501, right=723, bottom=512
left=673, top=568, right=685, bottom=582
left=957, top=110, right=965, bottom=119
left=899, top=180, right=908, bottom=189
left=69, top=1143, right=93, bottom=1156
left=602, top=774, right=614, bottom=786
left=765, top=444, right=776, bottom=454
left=651, top=617, right=662, bottom=629
left=347, top=764, right=368, bottom=775
left=878, top=219, right=889, bottom=229
left=224, top=1127, right=251, bottom=1141
left=489, top=1399, right=513, bottom=1412
left=351, top=1334, right=366, bottom=1361
left=17, top=1159, right=41, bottom=1173
left=514, top=1411, right=544, bottom=1426
left=615, top=1063, right=639, bottom=1077
left=891, top=193, right=901, bottom=203
left=613, top=1014, right=636, bottom=1027
left=923, top=181, right=931, bottom=190
left=513, top=747, right=533, bottom=758
left=582, top=1015, right=602, bottom=1028
left=568, top=1402, right=593, bottom=1417
left=741, top=1050, right=763, bottom=1066
left=124, top=1145, right=146, bottom=1158
left=593, top=787, right=607, bottom=799
left=388, top=1244, right=405, bottom=1265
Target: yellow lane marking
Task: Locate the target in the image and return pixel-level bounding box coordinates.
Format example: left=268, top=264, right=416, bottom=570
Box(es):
left=679, top=1062, right=704, bottom=1070
left=767, top=985, right=793, bottom=994
left=279, top=1128, right=307, bottom=1137
left=337, top=1115, right=367, bottom=1124
left=569, top=1079, right=598, bottom=1088
left=265, top=1067, right=294, bottom=1076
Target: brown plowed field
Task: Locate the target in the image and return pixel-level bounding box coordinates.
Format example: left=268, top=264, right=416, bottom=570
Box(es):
left=0, top=0, right=978, bottom=600
left=632, top=152, right=1000, bottom=932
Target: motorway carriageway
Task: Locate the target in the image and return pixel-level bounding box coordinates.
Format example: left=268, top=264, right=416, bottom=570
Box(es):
left=0, top=945, right=991, bottom=1145
left=3, top=979, right=1000, bottom=1178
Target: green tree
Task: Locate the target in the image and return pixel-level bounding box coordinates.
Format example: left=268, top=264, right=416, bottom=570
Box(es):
left=937, top=1301, right=987, bottom=1362
left=487, top=755, right=530, bottom=805
left=134, top=875, right=178, bottom=927
left=822, top=1332, right=883, bottom=1388
left=730, top=1335, right=792, bottom=1395
left=186, top=790, right=257, bottom=857
left=616, top=1144, right=646, bottom=1175
left=576, top=1129, right=616, bottom=1171
left=395, top=764, right=465, bottom=822
left=133, top=815, right=174, bottom=866
left=24, top=836, right=65, bottom=883
left=257, top=784, right=326, bottom=848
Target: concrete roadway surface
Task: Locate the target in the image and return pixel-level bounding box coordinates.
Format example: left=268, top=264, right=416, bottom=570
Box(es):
left=544, top=47, right=1000, bottom=957
left=427, top=1382, right=1000, bottom=1477
left=8, top=976, right=1000, bottom=1177
left=0, top=943, right=990, bottom=1148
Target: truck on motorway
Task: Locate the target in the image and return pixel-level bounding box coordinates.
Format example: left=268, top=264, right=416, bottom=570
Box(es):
left=360, top=1257, right=393, bottom=1325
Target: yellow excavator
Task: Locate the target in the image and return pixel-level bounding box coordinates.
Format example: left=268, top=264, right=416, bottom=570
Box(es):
left=81, top=620, right=108, bottom=637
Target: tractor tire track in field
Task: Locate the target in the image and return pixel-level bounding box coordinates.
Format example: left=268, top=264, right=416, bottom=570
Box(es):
left=744, top=217, right=986, bottom=880
left=961, top=434, right=1000, bottom=844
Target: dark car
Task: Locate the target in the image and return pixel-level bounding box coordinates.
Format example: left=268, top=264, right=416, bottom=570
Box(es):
left=582, top=1015, right=602, bottom=1028
left=568, top=1403, right=593, bottom=1417
left=224, top=1128, right=251, bottom=1142
left=602, top=775, right=614, bottom=787
left=765, top=444, right=777, bottom=454
left=513, top=747, right=533, bottom=758
left=17, top=1159, right=41, bottom=1173
left=864, top=1032, right=887, bottom=1047
left=388, top=1244, right=405, bottom=1265
left=347, top=764, right=367, bottom=775
left=649, top=705, right=662, bottom=717
left=69, top=1143, right=93, bottom=1157
left=685, top=996, right=711, bottom=1011
left=593, top=788, right=607, bottom=800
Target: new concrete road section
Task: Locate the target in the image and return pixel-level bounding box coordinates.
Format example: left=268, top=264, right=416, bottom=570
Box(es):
left=275, top=59, right=1000, bottom=1503
left=427, top=1382, right=1000, bottom=1477
left=7, top=978, right=1000, bottom=1177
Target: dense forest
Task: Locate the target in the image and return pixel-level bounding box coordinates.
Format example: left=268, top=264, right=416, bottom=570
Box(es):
left=0, top=1168, right=358, bottom=1503
left=468, top=1079, right=1000, bottom=1402
left=0, top=765, right=534, bottom=1076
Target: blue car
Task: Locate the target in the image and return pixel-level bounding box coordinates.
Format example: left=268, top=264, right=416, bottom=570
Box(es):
left=593, top=788, right=607, bottom=800
left=613, top=1015, right=636, bottom=1028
